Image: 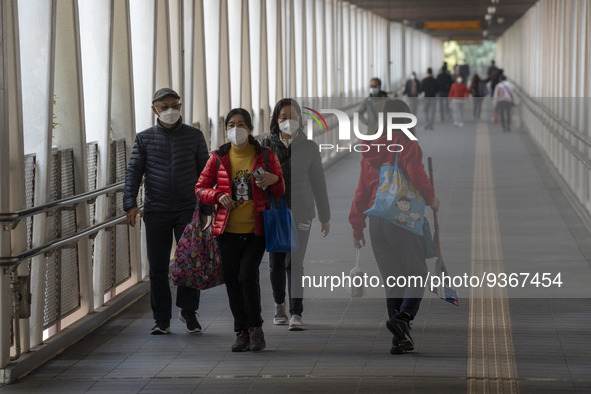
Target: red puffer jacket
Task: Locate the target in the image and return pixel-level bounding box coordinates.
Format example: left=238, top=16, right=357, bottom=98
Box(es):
left=196, top=138, right=285, bottom=236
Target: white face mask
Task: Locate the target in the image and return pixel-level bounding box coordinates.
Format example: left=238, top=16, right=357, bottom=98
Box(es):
left=158, top=108, right=181, bottom=124
left=369, top=87, right=378, bottom=95
left=227, top=127, right=248, bottom=146
left=278, top=119, right=300, bottom=135
left=457, top=77, right=463, bottom=83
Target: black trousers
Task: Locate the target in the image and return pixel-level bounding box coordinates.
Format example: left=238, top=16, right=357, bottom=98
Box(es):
left=143, top=210, right=201, bottom=322
left=269, top=220, right=312, bottom=316
left=497, top=101, right=513, bottom=131
left=219, top=233, right=266, bottom=331
left=368, top=215, right=427, bottom=320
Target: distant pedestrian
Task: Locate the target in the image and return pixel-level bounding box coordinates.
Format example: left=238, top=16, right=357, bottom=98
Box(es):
left=448, top=76, right=470, bottom=127
left=436, top=63, right=453, bottom=121
left=459, top=62, right=470, bottom=82
left=358, top=78, right=389, bottom=132
left=469, top=74, right=487, bottom=120
left=420, top=67, right=437, bottom=130
left=403, top=72, right=420, bottom=115
left=493, top=75, right=515, bottom=132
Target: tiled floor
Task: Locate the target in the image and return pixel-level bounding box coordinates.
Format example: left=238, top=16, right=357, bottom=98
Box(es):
left=2, top=105, right=591, bottom=393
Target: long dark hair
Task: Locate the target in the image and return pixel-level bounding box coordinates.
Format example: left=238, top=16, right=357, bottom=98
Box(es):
left=270, top=98, right=302, bottom=135
left=371, top=99, right=416, bottom=139
left=225, top=108, right=253, bottom=130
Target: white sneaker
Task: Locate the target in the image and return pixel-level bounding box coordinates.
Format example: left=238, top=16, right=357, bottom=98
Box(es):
left=289, top=315, right=304, bottom=331
left=273, top=303, right=288, bottom=325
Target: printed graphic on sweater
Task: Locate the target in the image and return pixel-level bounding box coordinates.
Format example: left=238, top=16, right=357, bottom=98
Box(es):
left=232, top=169, right=252, bottom=205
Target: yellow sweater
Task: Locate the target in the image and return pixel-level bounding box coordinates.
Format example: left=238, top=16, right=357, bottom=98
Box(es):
left=225, top=144, right=256, bottom=233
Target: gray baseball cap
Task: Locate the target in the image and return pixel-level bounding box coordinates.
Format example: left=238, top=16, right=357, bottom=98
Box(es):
left=152, top=88, right=180, bottom=103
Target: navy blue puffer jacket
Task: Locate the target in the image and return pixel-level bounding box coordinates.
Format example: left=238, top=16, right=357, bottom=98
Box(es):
left=123, top=118, right=210, bottom=213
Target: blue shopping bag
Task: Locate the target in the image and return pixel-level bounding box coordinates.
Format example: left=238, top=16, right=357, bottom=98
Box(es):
left=364, top=152, right=426, bottom=236
left=263, top=197, right=300, bottom=253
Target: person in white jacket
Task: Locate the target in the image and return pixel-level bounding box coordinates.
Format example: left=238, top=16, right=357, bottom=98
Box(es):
left=493, top=75, right=515, bottom=132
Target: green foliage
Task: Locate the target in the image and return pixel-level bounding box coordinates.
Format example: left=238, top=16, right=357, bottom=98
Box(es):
left=444, top=40, right=497, bottom=77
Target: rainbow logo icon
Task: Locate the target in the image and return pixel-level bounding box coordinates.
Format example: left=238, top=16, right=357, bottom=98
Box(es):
left=302, top=107, right=328, bottom=132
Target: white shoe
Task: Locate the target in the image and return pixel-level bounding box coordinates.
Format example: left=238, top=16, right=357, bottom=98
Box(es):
left=289, top=315, right=304, bottom=331
left=458, top=122, right=464, bottom=127
left=273, top=303, right=288, bottom=325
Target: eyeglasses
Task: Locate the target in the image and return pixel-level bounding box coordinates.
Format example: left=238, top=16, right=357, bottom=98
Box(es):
left=155, top=103, right=181, bottom=112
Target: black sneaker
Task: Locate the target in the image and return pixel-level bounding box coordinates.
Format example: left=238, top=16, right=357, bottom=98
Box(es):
left=390, top=338, right=406, bottom=355
left=248, top=327, right=266, bottom=352
left=231, top=330, right=250, bottom=352
left=386, top=312, right=414, bottom=350
left=179, top=310, right=201, bottom=333
left=150, top=320, right=170, bottom=335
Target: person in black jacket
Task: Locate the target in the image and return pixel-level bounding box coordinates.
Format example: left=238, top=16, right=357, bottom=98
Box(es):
left=124, top=88, right=210, bottom=335
left=403, top=72, right=420, bottom=115
left=420, top=67, right=437, bottom=130
left=436, top=63, right=453, bottom=121
left=262, top=98, right=331, bottom=331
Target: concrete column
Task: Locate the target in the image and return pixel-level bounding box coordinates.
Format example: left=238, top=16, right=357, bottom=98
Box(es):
left=18, top=0, right=56, bottom=348
left=78, top=0, right=113, bottom=309
left=259, top=0, right=270, bottom=133
left=218, top=0, right=231, bottom=146
left=240, top=0, right=253, bottom=115
left=154, top=0, right=172, bottom=91
left=111, top=0, right=140, bottom=285
left=191, top=0, right=209, bottom=145
left=53, top=0, right=92, bottom=315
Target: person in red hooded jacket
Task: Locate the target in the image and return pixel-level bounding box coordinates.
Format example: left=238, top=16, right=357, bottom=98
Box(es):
left=349, top=99, right=440, bottom=355
left=448, top=75, right=470, bottom=127
left=196, top=108, right=284, bottom=352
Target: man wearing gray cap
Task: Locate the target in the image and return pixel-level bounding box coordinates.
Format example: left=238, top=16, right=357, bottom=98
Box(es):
left=124, top=88, right=210, bottom=335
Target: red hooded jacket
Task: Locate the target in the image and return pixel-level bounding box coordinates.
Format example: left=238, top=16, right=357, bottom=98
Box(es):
left=448, top=82, right=470, bottom=100
left=349, top=134, right=435, bottom=240
left=196, top=139, right=285, bottom=236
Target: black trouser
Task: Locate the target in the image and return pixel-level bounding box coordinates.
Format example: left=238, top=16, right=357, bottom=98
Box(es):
left=423, top=99, right=436, bottom=128
left=143, top=210, right=201, bottom=322
left=219, top=233, right=266, bottom=331
left=497, top=101, right=513, bottom=131
left=368, top=215, right=427, bottom=320
left=437, top=91, right=450, bottom=121
left=269, top=220, right=312, bottom=316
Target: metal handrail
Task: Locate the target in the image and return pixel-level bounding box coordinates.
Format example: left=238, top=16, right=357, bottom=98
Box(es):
left=514, top=86, right=591, bottom=147
left=515, top=87, right=591, bottom=170
left=0, top=215, right=127, bottom=267
left=0, top=182, right=124, bottom=228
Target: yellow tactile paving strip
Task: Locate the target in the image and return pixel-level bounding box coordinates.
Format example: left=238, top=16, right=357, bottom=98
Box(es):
left=468, top=122, right=519, bottom=393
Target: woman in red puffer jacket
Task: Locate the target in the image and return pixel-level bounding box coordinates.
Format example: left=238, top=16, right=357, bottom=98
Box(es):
left=196, top=108, right=284, bottom=353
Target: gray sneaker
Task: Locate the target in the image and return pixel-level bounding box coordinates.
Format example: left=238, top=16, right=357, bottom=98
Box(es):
left=288, top=315, right=304, bottom=331
left=273, top=303, right=288, bottom=325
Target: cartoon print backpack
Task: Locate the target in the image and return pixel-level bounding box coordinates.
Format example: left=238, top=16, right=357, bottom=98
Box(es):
left=364, top=152, right=426, bottom=235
